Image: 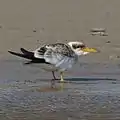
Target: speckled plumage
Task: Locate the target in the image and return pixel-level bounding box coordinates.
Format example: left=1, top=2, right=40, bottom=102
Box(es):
left=34, top=43, right=78, bottom=71
left=37, top=43, right=75, bottom=58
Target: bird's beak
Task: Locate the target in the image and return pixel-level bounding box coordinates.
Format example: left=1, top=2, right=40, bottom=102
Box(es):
left=81, top=47, right=99, bottom=53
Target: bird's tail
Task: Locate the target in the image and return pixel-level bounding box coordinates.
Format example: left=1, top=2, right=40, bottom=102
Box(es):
left=20, top=48, right=33, bottom=55
left=8, top=48, right=49, bottom=64
left=8, top=48, right=34, bottom=60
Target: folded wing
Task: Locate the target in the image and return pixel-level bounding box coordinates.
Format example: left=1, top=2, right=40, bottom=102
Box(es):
left=34, top=43, right=77, bottom=70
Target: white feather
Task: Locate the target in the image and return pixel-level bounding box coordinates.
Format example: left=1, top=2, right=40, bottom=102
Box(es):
left=34, top=48, right=44, bottom=58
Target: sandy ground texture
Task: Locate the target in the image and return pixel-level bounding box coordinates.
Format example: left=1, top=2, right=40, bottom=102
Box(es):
left=0, top=0, right=120, bottom=120
left=0, top=60, right=120, bottom=120
left=0, top=0, right=119, bottom=62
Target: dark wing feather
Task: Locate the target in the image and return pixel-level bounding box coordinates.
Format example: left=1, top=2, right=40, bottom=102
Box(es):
left=8, top=48, right=49, bottom=64
left=8, top=50, right=32, bottom=59
left=20, top=48, right=33, bottom=55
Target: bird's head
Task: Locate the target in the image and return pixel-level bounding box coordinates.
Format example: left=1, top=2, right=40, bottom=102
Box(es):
left=67, top=41, right=99, bottom=56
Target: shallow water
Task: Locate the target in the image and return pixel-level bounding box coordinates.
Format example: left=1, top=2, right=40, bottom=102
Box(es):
left=0, top=59, right=120, bottom=120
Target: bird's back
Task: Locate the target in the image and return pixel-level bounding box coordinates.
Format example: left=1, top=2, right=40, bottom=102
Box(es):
left=38, top=43, right=75, bottom=58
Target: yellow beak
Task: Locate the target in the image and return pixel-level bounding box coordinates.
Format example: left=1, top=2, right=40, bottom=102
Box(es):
left=82, top=47, right=98, bottom=53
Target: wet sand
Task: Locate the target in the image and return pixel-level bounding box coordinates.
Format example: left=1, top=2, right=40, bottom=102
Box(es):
left=0, top=0, right=120, bottom=62
left=1, top=0, right=120, bottom=119
left=0, top=60, right=120, bottom=120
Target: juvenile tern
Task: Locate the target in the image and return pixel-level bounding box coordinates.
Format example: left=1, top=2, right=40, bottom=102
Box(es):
left=8, top=41, right=98, bottom=87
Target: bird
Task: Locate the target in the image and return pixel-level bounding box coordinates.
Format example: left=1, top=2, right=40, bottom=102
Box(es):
left=8, top=41, right=99, bottom=87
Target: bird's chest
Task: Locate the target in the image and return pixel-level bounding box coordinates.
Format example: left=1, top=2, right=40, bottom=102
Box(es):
left=58, top=55, right=78, bottom=71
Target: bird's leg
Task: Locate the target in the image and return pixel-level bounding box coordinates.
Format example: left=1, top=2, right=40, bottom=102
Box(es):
left=59, top=71, right=64, bottom=90
left=60, top=71, right=64, bottom=82
left=52, top=71, right=57, bottom=80
left=51, top=71, right=56, bottom=88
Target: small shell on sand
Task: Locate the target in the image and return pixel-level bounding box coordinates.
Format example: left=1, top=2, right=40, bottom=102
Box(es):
left=91, top=32, right=108, bottom=36
left=109, top=55, right=120, bottom=60
left=90, top=28, right=108, bottom=36
left=90, top=28, right=106, bottom=32
left=106, top=41, right=111, bottom=43
left=33, top=28, right=37, bottom=32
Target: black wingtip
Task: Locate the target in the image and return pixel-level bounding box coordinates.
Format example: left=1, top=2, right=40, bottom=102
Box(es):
left=20, top=48, right=25, bottom=52
left=20, top=48, right=27, bottom=53
left=8, top=50, right=15, bottom=55
left=8, top=50, right=48, bottom=64
left=8, top=50, right=11, bottom=53
left=20, top=48, right=23, bottom=51
left=8, top=50, right=35, bottom=60
left=20, top=47, right=33, bottom=55
left=8, top=50, right=28, bottom=59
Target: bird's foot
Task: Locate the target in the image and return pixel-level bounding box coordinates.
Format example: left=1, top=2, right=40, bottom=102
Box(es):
left=60, top=77, right=64, bottom=83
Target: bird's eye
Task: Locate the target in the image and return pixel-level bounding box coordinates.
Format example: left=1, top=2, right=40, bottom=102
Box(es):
left=76, top=45, right=80, bottom=48
left=72, top=44, right=78, bottom=49
left=80, top=45, right=85, bottom=49
left=72, top=44, right=85, bottom=49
